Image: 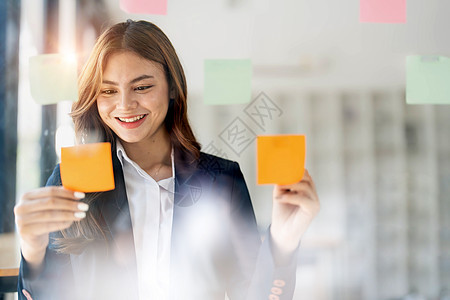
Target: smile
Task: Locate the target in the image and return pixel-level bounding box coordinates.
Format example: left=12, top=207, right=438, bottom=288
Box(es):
left=117, top=114, right=147, bottom=123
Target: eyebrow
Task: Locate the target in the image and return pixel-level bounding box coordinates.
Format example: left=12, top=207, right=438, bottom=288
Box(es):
left=102, top=74, right=155, bottom=86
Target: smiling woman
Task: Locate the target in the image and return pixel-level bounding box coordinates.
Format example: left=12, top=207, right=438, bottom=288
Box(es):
left=72, top=20, right=199, bottom=165
left=14, top=20, right=320, bottom=300
left=97, top=52, right=170, bottom=146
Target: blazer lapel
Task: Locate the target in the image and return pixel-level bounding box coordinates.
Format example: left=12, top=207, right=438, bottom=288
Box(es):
left=99, top=151, right=138, bottom=294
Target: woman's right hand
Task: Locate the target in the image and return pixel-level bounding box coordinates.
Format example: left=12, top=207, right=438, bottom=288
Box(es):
left=14, top=186, right=88, bottom=269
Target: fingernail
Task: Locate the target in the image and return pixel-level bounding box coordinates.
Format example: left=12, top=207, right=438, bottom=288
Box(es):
left=78, top=203, right=89, bottom=211
left=74, top=192, right=85, bottom=199
left=74, top=212, right=86, bottom=218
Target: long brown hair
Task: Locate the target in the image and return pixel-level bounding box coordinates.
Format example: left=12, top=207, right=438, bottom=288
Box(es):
left=55, top=20, right=201, bottom=254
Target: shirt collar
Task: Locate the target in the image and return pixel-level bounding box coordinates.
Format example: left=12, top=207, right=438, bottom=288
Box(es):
left=116, top=140, right=175, bottom=190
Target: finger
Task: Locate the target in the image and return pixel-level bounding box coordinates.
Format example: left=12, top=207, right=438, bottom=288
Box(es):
left=276, top=193, right=313, bottom=206
left=23, top=186, right=85, bottom=202
left=302, top=169, right=312, bottom=184
left=303, top=169, right=317, bottom=191
left=17, top=210, right=86, bottom=227
left=275, top=172, right=313, bottom=192
left=275, top=189, right=314, bottom=205
left=20, top=221, right=74, bottom=236
left=15, top=197, right=89, bottom=215
left=273, top=184, right=286, bottom=199
left=279, top=179, right=316, bottom=196
left=273, top=184, right=295, bottom=199
left=274, top=181, right=313, bottom=198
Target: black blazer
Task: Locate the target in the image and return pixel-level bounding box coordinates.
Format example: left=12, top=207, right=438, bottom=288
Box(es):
left=18, top=151, right=297, bottom=300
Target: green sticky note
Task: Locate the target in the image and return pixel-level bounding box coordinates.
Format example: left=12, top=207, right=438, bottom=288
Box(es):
left=204, top=59, right=252, bottom=105
left=406, top=55, right=450, bottom=104
left=29, top=54, right=78, bottom=105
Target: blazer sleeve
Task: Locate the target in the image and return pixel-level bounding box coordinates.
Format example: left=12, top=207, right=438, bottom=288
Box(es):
left=17, top=165, right=76, bottom=300
left=226, top=162, right=298, bottom=300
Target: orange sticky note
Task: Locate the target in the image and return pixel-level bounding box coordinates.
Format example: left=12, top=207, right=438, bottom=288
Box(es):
left=61, top=143, right=115, bottom=193
left=257, top=135, right=306, bottom=185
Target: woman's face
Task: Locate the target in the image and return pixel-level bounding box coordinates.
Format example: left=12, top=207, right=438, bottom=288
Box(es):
left=97, top=51, right=170, bottom=145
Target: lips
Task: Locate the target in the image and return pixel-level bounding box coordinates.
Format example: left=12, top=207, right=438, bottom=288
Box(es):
left=116, top=114, right=147, bottom=123
left=115, top=114, right=148, bottom=129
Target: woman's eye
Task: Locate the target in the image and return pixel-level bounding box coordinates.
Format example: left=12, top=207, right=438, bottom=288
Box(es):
left=135, top=85, right=153, bottom=91
left=101, top=89, right=116, bottom=95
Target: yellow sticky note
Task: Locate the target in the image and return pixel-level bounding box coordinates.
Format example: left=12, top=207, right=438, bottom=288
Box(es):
left=29, top=53, right=78, bottom=105
left=60, top=143, right=115, bottom=193
left=257, top=135, right=306, bottom=185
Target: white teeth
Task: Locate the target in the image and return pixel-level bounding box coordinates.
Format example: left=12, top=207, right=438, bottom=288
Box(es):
left=118, top=115, right=145, bottom=123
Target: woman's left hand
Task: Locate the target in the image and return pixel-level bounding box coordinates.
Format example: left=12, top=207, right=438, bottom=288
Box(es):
left=270, top=169, right=320, bottom=254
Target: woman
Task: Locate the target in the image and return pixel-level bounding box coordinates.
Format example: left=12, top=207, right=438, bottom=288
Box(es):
left=14, top=20, right=320, bottom=300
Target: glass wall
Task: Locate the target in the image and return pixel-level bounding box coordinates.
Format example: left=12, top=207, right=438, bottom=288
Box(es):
left=12, top=0, right=450, bottom=299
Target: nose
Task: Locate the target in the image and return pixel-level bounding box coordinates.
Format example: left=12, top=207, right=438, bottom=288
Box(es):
left=116, top=91, right=138, bottom=110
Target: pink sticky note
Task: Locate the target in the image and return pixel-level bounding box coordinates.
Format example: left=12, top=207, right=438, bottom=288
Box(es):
left=120, top=0, right=167, bottom=15
left=360, top=0, right=406, bottom=23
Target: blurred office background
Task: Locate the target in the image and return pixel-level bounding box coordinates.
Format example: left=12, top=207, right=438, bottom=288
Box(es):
left=1, top=0, right=449, bottom=299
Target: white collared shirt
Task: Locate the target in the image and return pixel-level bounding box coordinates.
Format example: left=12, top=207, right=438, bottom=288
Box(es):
left=116, top=141, right=175, bottom=300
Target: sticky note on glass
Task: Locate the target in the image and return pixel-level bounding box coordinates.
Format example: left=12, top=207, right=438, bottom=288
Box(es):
left=406, top=55, right=450, bottom=104
left=29, top=54, right=78, bottom=105
left=60, top=143, right=115, bottom=193
left=120, top=0, right=167, bottom=15
left=360, top=0, right=406, bottom=23
left=204, top=59, right=252, bottom=105
left=257, top=135, right=306, bottom=185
